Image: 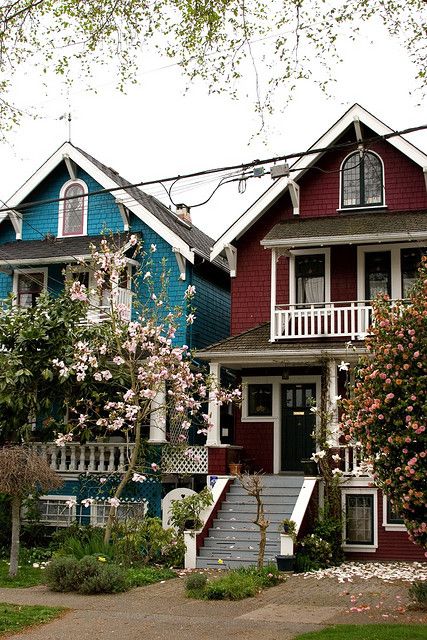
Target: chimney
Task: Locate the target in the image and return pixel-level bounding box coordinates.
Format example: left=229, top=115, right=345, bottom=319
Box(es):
left=176, top=203, right=192, bottom=224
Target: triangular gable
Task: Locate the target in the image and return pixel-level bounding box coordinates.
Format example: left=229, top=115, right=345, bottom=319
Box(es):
left=210, top=103, right=427, bottom=261
left=1, top=142, right=195, bottom=263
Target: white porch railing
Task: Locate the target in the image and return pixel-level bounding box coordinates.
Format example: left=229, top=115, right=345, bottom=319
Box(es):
left=340, top=444, right=370, bottom=476
left=273, top=300, right=373, bottom=340
left=161, top=445, right=208, bottom=474
left=85, top=287, right=133, bottom=323
left=30, top=442, right=135, bottom=473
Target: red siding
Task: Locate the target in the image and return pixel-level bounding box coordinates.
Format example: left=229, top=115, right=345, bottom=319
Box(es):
left=207, top=447, right=228, bottom=475
left=234, top=408, right=274, bottom=473
left=231, top=135, right=427, bottom=335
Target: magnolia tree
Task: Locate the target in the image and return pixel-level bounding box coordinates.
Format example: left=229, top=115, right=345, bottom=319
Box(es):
left=55, top=236, right=240, bottom=542
left=341, top=256, right=427, bottom=551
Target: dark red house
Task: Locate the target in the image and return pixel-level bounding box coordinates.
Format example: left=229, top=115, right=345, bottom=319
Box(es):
left=198, top=104, right=426, bottom=563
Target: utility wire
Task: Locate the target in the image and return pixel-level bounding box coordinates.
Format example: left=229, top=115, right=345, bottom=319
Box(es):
left=1, top=124, right=426, bottom=215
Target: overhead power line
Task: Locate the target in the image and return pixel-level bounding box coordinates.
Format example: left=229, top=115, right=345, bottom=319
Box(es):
left=0, top=123, right=426, bottom=215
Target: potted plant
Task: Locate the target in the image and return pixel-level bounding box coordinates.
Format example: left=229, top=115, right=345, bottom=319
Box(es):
left=228, top=462, right=242, bottom=476
left=279, top=518, right=297, bottom=539
left=169, top=487, right=214, bottom=533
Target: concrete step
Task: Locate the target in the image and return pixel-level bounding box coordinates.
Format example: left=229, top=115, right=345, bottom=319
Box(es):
left=214, top=512, right=291, bottom=523
left=219, top=503, right=295, bottom=514
left=224, top=495, right=300, bottom=505
left=229, top=475, right=303, bottom=489
left=206, top=531, right=280, bottom=542
left=198, top=548, right=279, bottom=561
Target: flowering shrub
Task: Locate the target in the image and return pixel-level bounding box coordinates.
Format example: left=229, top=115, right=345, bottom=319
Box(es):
left=341, top=256, right=427, bottom=550
left=298, top=534, right=333, bottom=569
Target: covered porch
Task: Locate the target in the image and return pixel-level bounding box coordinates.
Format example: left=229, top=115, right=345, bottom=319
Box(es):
left=198, top=323, right=363, bottom=475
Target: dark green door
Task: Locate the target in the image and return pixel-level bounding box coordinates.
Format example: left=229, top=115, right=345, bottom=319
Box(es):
left=281, top=384, right=316, bottom=472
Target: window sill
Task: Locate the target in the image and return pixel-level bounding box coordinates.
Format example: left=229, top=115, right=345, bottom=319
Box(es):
left=336, top=205, right=388, bottom=213
left=382, top=524, right=406, bottom=532
left=343, top=544, right=377, bottom=553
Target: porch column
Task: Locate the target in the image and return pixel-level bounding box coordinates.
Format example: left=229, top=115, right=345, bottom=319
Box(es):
left=270, top=248, right=277, bottom=342
left=148, top=384, right=167, bottom=443
left=327, top=359, right=339, bottom=445
left=206, top=362, right=222, bottom=446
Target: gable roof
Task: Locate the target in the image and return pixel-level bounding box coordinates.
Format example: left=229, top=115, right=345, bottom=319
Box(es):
left=210, top=104, right=427, bottom=261
left=1, top=142, right=227, bottom=272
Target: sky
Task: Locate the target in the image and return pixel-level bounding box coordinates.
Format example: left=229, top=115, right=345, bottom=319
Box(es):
left=0, top=16, right=426, bottom=242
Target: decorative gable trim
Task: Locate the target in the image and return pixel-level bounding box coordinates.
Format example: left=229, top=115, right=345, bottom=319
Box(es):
left=5, top=142, right=195, bottom=264
left=210, top=104, right=427, bottom=261
left=63, top=154, right=77, bottom=180
left=9, top=210, right=22, bottom=240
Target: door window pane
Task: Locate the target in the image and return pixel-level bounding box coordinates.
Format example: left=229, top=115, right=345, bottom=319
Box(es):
left=346, top=494, right=374, bottom=544
left=296, top=254, right=325, bottom=304
left=365, top=252, right=391, bottom=299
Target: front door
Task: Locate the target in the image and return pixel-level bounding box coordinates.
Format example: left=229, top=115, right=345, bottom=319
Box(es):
left=281, top=384, right=316, bottom=472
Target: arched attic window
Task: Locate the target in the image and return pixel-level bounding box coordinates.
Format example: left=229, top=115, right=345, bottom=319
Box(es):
left=58, top=179, right=88, bottom=237
left=341, top=151, right=384, bottom=209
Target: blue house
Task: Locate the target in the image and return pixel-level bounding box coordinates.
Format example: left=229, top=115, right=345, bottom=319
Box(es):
left=0, top=142, right=230, bottom=525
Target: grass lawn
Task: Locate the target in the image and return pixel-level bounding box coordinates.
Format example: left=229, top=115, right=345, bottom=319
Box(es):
left=0, top=603, right=64, bottom=636
left=0, top=561, right=45, bottom=588
left=293, top=624, right=427, bottom=640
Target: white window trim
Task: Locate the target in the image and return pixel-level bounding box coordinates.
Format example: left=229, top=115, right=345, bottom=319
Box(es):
left=241, top=375, right=321, bottom=474
left=13, top=267, right=48, bottom=306
left=57, top=178, right=88, bottom=238
left=37, top=494, right=76, bottom=527
left=342, top=487, right=378, bottom=553
left=288, top=248, right=331, bottom=305
left=339, top=150, right=386, bottom=211
left=90, top=500, right=147, bottom=527
left=382, top=494, right=406, bottom=532
left=357, top=241, right=426, bottom=301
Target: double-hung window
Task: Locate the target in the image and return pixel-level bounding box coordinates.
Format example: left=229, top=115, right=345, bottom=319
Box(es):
left=15, top=271, right=46, bottom=308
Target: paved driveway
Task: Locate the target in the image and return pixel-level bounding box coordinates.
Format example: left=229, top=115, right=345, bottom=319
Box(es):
left=1, top=573, right=426, bottom=640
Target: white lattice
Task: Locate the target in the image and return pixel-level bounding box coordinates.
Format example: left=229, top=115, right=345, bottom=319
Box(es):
left=161, top=445, right=208, bottom=474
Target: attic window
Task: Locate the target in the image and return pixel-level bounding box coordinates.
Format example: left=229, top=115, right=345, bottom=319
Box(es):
left=341, top=151, right=384, bottom=208
left=58, top=179, right=88, bottom=237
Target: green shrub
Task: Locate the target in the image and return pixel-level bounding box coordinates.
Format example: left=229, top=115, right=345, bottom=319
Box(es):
left=111, top=517, right=185, bottom=567
left=45, top=555, right=129, bottom=594
left=185, top=572, right=208, bottom=592
left=313, top=508, right=344, bottom=565
left=409, top=581, right=427, bottom=610
left=236, top=564, right=283, bottom=588
left=44, top=556, right=80, bottom=592
left=294, top=553, right=318, bottom=573
left=204, top=572, right=258, bottom=600
left=297, top=534, right=333, bottom=569
left=51, top=525, right=114, bottom=561
left=169, top=487, right=213, bottom=533
left=76, top=557, right=128, bottom=594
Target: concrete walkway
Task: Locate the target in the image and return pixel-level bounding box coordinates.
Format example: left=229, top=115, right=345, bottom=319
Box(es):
left=1, top=573, right=426, bottom=640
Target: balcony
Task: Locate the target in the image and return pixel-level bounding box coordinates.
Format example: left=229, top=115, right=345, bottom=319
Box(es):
left=273, top=300, right=373, bottom=341
left=84, top=286, right=133, bottom=323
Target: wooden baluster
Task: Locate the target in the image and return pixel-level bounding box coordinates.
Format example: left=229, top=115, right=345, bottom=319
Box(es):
left=98, top=444, right=105, bottom=472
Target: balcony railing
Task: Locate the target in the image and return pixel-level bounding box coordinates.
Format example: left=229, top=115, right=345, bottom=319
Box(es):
left=30, top=442, right=135, bottom=473
left=340, top=444, right=370, bottom=476
left=30, top=441, right=209, bottom=475
left=85, top=286, right=133, bottom=323
left=273, top=300, right=373, bottom=340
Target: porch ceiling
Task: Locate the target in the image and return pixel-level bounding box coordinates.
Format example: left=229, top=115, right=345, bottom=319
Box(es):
left=261, top=210, right=427, bottom=248
left=197, top=322, right=362, bottom=367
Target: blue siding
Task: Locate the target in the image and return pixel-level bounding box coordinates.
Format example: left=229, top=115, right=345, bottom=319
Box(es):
left=20, top=163, right=123, bottom=240
left=0, top=220, right=17, bottom=244
left=189, top=271, right=230, bottom=349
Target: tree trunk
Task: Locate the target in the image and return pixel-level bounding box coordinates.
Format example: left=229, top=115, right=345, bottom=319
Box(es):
left=9, top=495, right=21, bottom=578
